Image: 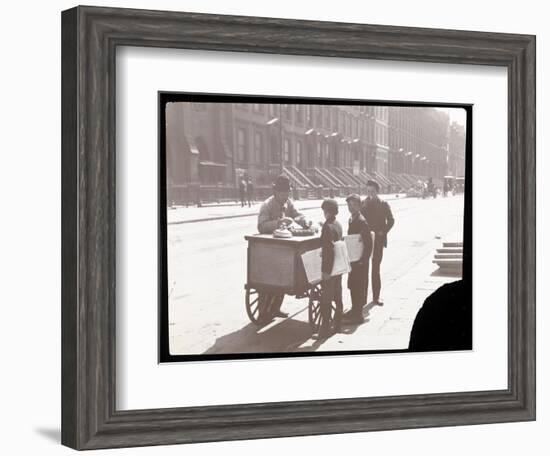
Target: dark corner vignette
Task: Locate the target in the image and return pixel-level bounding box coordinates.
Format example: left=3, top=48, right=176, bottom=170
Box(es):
left=158, top=92, right=473, bottom=363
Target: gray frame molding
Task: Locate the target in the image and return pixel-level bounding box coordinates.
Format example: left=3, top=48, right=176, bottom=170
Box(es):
left=61, top=5, right=536, bottom=450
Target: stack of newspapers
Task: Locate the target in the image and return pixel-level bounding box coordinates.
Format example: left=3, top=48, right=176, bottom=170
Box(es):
left=301, top=234, right=364, bottom=284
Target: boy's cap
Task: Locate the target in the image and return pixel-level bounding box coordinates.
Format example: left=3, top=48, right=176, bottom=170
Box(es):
left=321, top=198, right=339, bottom=215
left=366, top=180, right=380, bottom=191
left=346, top=193, right=361, bottom=204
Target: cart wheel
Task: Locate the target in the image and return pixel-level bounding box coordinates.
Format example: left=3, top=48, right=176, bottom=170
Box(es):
left=308, top=284, right=342, bottom=335
left=245, top=288, right=262, bottom=325
left=246, top=290, right=285, bottom=325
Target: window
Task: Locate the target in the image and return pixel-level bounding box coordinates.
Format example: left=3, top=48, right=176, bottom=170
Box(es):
left=296, top=140, right=303, bottom=167
left=252, top=104, right=264, bottom=113
left=295, top=105, right=304, bottom=124
left=305, top=105, right=312, bottom=124
left=332, top=109, right=338, bottom=130
left=237, top=128, right=247, bottom=162
left=283, top=105, right=292, bottom=121
left=316, top=142, right=322, bottom=166
left=254, top=131, right=263, bottom=164
left=316, top=106, right=323, bottom=124
left=283, top=138, right=291, bottom=164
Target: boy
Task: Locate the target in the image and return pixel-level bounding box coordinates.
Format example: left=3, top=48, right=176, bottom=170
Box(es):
left=314, top=198, right=344, bottom=339
left=344, top=194, right=372, bottom=324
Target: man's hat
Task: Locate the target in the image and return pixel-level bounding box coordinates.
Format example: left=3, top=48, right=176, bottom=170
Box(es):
left=366, top=179, right=380, bottom=191
left=273, top=174, right=291, bottom=192
left=346, top=193, right=361, bottom=204
left=321, top=198, right=339, bottom=215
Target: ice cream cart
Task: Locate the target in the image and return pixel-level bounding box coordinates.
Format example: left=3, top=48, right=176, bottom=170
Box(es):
left=243, top=233, right=342, bottom=334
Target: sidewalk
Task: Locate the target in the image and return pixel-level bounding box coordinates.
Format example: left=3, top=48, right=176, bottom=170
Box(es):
left=167, top=193, right=407, bottom=225
left=306, top=235, right=462, bottom=352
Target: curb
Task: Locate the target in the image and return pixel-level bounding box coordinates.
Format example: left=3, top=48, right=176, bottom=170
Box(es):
left=167, top=195, right=407, bottom=226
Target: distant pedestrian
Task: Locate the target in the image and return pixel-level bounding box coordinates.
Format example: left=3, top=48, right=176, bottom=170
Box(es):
left=361, top=180, right=394, bottom=306
left=314, top=198, right=344, bottom=340
left=239, top=178, right=247, bottom=207
left=246, top=178, right=254, bottom=207
left=431, top=177, right=436, bottom=198
left=344, top=194, right=372, bottom=324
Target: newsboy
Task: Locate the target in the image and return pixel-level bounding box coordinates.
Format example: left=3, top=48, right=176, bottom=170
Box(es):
left=344, top=193, right=372, bottom=324
left=316, top=198, right=344, bottom=339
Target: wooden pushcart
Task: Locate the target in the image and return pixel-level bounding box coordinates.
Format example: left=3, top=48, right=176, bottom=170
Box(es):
left=244, top=234, right=342, bottom=333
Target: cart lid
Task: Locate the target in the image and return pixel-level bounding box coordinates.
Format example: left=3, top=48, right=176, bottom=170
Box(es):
left=245, top=233, right=320, bottom=244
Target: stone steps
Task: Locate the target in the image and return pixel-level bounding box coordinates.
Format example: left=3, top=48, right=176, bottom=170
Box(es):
left=436, top=247, right=463, bottom=254
left=442, top=241, right=463, bottom=248
left=434, top=253, right=463, bottom=259
left=433, top=241, right=463, bottom=275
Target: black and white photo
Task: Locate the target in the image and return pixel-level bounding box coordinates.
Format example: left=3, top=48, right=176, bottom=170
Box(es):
left=159, top=94, right=471, bottom=361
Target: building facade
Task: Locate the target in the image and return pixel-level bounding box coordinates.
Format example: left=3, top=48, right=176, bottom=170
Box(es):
left=388, top=106, right=450, bottom=179
left=165, top=102, right=461, bottom=203
left=448, top=121, right=467, bottom=178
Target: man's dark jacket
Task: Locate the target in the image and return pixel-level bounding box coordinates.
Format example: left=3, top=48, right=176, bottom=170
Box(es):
left=361, top=197, right=394, bottom=247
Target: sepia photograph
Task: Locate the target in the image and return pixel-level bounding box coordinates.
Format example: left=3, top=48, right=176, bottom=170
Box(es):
left=159, top=94, right=471, bottom=361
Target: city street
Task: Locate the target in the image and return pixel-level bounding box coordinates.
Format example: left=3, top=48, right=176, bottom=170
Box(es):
left=167, top=194, right=465, bottom=356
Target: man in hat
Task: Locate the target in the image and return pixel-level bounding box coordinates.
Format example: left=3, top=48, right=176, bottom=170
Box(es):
left=361, top=180, right=394, bottom=306
left=344, top=193, right=372, bottom=324
left=257, top=175, right=309, bottom=235
left=257, top=175, right=311, bottom=318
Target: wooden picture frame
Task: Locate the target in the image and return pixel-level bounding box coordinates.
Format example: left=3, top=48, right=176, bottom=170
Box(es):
left=61, top=5, right=536, bottom=450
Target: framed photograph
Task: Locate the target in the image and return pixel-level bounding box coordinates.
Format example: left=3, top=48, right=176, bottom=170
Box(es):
left=61, top=5, right=535, bottom=450
left=158, top=93, right=473, bottom=363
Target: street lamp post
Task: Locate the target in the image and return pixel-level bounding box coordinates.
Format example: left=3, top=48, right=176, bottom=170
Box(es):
left=266, top=106, right=285, bottom=177
left=279, top=104, right=284, bottom=175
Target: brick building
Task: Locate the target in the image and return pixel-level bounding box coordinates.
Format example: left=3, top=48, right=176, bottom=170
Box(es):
left=165, top=102, right=461, bottom=204
left=388, top=106, right=450, bottom=181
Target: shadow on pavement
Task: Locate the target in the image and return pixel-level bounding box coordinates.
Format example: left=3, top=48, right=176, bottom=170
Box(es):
left=202, top=301, right=381, bottom=355
left=202, top=318, right=313, bottom=355
left=363, top=301, right=379, bottom=319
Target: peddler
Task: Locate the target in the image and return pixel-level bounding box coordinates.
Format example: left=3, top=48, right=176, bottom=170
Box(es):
left=256, top=174, right=312, bottom=317
left=257, top=175, right=312, bottom=235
